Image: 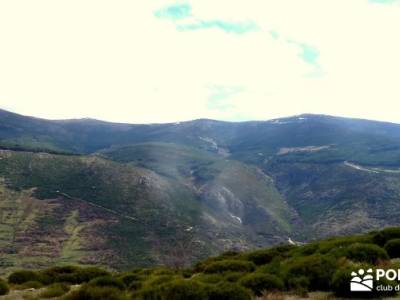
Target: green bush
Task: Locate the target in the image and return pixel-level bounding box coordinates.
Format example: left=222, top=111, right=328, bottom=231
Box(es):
left=129, top=280, right=144, bottom=291
left=88, top=276, right=126, bottom=291
left=193, top=257, right=227, bottom=273
left=0, top=278, right=9, bottom=296
left=41, top=266, right=110, bottom=284
left=343, top=243, right=388, bottom=264
left=257, top=260, right=283, bottom=278
left=293, top=243, right=319, bottom=256
left=239, top=273, right=284, bottom=296
left=384, top=239, right=400, bottom=258
left=39, top=282, right=70, bottom=298
left=137, top=279, right=208, bottom=300
left=317, top=236, right=371, bottom=254
left=181, top=269, right=194, bottom=279
left=162, top=279, right=208, bottom=300
left=16, top=281, right=44, bottom=290
left=41, top=265, right=79, bottom=284
left=274, top=244, right=297, bottom=255
left=220, top=250, right=240, bottom=258
left=285, top=254, right=336, bottom=291
left=136, top=269, right=155, bottom=276
left=75, top=266, right=110, bottom=283
left=152, top=268, right=175, bottom=276
left=330, top=265, right=353, bottom=297
left=224, top=272, right=244, bottom=283
left=207, top=282, right=252, bottom=300
left=286, top=276, right=310, bottom=291
left=244, top=248, right=279, bottom=265
left=8, top=270, right=42, bottom=285
left=7, top=266, right=110, bottom=286
left=193, top=273, right=225, bottom=284
left=373, top=227, right=400, bottom=246
left=192, top=252, right=240, bottom=273
left=66, top=285, right=129, bottom=300
left=118, top=273, right=145, bottom=287
left=204, top=260, right=256, bottom=274
left=146, top=275, right=181, bottom=288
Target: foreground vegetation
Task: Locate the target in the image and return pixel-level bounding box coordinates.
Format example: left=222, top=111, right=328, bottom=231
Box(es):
left=2, top=227, right=400, bottom=299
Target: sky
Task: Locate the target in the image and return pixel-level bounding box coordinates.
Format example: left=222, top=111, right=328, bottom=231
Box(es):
left=0, top=0, right=399, bottom=124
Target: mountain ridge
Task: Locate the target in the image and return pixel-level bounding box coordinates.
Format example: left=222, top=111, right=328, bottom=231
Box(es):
left=3, top=108, right=400, bottom=127
left=1, top=108, right=400, bottom=272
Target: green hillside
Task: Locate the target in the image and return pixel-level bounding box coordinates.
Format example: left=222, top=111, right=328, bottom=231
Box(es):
left=2, top=227, right=400, bottom=299
left=0, top=148, right=294, bottom=274
left=2, top=109, right=400, bottom=273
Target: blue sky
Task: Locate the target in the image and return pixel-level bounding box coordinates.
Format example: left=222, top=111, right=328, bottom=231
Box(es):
left=0, top=0, right=399, bottom=123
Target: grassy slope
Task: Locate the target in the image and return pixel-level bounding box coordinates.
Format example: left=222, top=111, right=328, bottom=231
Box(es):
left=100, top=143, right=297, bottom=244
left=262, top=152, right=400, bottom=240
left=0, top=148, right=296, bottom=273
left=0, top=149, right=203, bottom=272
left=2, top=227, right=400, bottom=299
left=3, top=110, right=400, bottom=271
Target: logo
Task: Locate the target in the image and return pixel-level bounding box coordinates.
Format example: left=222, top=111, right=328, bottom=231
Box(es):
left=351, top=268, right=374, bottom=292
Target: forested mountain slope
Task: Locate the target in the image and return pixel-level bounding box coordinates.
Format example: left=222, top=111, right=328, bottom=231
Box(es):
left=1, top=108, right=400, bottom=272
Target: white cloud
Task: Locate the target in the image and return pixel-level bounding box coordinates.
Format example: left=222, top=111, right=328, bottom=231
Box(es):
left=0, top=0, right=399, bottom=123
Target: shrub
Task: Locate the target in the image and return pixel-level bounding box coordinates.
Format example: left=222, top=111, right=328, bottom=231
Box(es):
left=181, top=269, right=194, bottom=278
left=129, top=280, right=143, bottom=291
left=75, top=266, right=110, bottom=283
left=343, top=243, right=389, bottom=264
left=192, top=252, right=240, bottom=273
left=207, top=282, right=252, bottom=300
left=17, top=281, right=44, bottom=289
left=162, top=279, right=208, bottom=300
left=41, top=266, right=110, bottom=284
left=66, top=285, right=129, bottom=300
left=136, top=269, right=155, bottom=276
left=8, top=270, right=41, bottom=285
left=384, top=239, right=400, bottom=258
left=204, top=260, right=256, bottom=274
left=274, top=244, right=297, bottom=255
left=40, top=282, right=70, bottom=298
left=295, top=243, right=319, bottom=256
left=373, top=227, right=400, bottom=246
left=224, top=272, right=244, bottom=283
left=193, top=257, right=227, bottom=273
left=0, top=278, right=9, bottom=296
left=118, top=273, right=145, bottom=287
left=286, top=276, right=310, bottom=291
left=137, top=279, right=208, bottom=300
left=257, top=260, right=283, bottom=278
left=244, top=248, right=280, bottom=266
left=144, top=274, right=180, bottom=289
left=220, top=250, right=240, bottom=257
left=152, top=268, right=175, bottom=276
left=88, top=276, right=126, bottom=291
left=193, top=273, right=225, bottom=284
left=330, top=265, right=353, bottom=297
left=284, top=254, right=336, bottom=291
left=41, top=265, right=79, bottom=284
left=239, top=273, right=284, bottom=296
left=317, top=236, right=371, bottom=254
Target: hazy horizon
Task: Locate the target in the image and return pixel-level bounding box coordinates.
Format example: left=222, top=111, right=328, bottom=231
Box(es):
left=3, top=106, right=400, bottom=126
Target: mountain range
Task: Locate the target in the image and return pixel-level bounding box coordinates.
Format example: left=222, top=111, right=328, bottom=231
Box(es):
left=1, top=108, right=400, bottom=273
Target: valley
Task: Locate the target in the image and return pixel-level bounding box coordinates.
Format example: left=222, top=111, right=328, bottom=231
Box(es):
left=1, top=109, right=400, bottom=272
